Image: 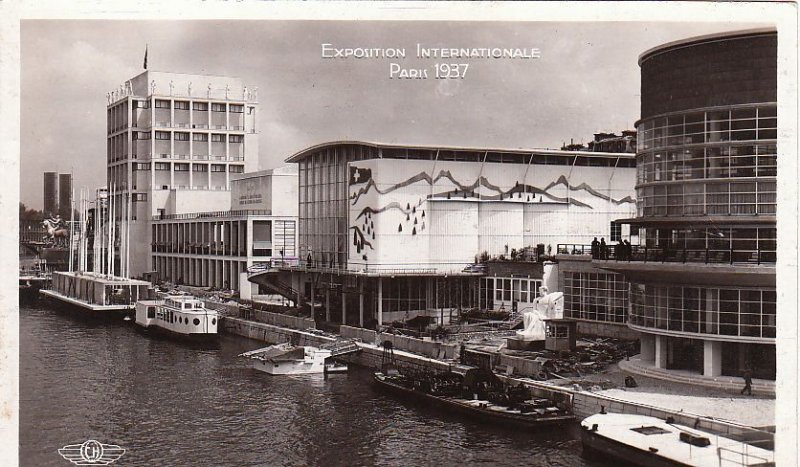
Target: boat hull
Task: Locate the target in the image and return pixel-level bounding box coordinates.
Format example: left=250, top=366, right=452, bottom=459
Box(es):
left=249, top=358, right=347, bottom=375
left=40, top=289, right=132, bottom=320
left=372, top=374, right=574, bottom=429
left=134, top=322, right=219, bottom=344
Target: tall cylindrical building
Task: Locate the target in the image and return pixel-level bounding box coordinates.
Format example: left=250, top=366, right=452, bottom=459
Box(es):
left=607, top=29, right=777, bottom=380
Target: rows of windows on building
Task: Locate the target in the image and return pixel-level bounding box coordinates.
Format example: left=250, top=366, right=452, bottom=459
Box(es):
left=479, top=277, right=544, bottom=311
left=635, top=104, right=777, bottom=218
left=629, top=284, right=776, bottom=339
left=562, top=271, right=628, bottom=324
left=108, top=99, right=253, bottom=135
left=151, top=220, right=296, bottom=258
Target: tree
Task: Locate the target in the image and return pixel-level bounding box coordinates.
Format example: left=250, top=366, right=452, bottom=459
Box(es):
left=19, top=203, right=44, bottom=221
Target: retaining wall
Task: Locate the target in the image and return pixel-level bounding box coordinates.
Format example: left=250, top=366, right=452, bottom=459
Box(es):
left=340, top=325, right=457, bottom=360
left=222, top=317, right=773, bottom=449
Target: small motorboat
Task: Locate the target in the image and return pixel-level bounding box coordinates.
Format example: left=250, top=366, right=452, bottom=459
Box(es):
left=134, top=294, right=218, bottom=342
left=240, top=343, right=348, bottom=376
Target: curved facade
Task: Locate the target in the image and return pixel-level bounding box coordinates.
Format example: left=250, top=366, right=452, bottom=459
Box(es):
left=613, top=30, right=777, bottom=380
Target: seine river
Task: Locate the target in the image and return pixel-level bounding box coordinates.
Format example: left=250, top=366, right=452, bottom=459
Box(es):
left=20, top=299, right=604, bottom=466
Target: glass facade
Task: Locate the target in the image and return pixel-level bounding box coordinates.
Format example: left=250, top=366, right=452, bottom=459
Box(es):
left=479, top=277, right=543, bottom=310
left=298, top=145, right=374, bottom=267
left=636, top=105, right=777, bottom=217
left=563, top=271, right=628, bottom=323
left=629, top=283, right=776, bottom=339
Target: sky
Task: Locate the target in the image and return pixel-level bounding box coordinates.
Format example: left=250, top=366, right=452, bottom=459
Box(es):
left=19, top=18, right=770, bottom=210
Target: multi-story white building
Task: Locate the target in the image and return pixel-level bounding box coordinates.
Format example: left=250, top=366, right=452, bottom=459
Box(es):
left=150, top=166, right=298, bottom=294
left=106, top=71, right=259, bottom=277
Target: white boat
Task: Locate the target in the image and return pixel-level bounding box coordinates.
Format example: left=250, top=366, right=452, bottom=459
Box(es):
left=134, top=294, right=218, bottom=342
left=581, top=412, right=774, bottom=466
left=240, top=343, right=348, bottom=375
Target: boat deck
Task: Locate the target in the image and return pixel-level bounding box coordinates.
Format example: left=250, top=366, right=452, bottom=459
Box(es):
left=581, top=413, right=774, bottom=466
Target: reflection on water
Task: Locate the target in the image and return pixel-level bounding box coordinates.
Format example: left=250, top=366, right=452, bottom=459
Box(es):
left=21, top=300, right=600, bottom=466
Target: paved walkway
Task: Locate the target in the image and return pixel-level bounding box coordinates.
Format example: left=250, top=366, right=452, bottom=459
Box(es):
left=576, top=361, right=775, bottom=429
left=619, top=356, right=775, bottom=396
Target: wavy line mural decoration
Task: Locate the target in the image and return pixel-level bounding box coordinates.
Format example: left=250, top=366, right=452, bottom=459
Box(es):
left=354, top=202, right=410, bottom=222
left=350, top=170, right=506, bottom=205
left=350, top=170, right=635, bottom=207
left=426, top=188, right=593, bottom=208
left=543, top=175, right=636, bottom=206
left=349, top=226, right=374, bottom=251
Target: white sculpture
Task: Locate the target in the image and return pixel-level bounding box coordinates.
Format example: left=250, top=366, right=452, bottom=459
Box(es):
left=188, top=82, right=192, bottom=96
left=225, top=84, right=230, bottom=99
left=150, top=80, right=156, bottom=94
left=514, top=287, right=564, bottom=341
left=207, top=83, right=212, bottom=98
left=242, top=85, right=247, bottom=100
left=169, top=80, right=174, bottom=95
left=107, top=92, right=111, bottom=104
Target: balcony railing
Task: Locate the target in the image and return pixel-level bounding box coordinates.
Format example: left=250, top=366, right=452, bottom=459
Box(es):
left=152, top=209, right=272, bottom=220
left=557, top=243, right=776, bottom=265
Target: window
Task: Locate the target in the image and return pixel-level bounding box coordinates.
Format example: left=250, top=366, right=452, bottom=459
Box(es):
left=133, top=193, right=147, bottom=202
left=229, top=165, right=244, bottom=173
left=192, top=102, right=208, bottom=111
left=229, top=134, right=243, bottom=143
left=147, top=307, right=155, bottom=319
left=248, top=106, right=255, bottom=115
left=211, top=103, right=225, bottom=112
left=134, top=163, right=150, bottom=171
left=193, top=318, right=200, bottom=326
left=155, top=162, right=170, bottom=170
left=193, top=164, right=208, bottom=172
left=174, top=100, right=189, bottom=110
left=155, top=99, right=170, bottom=109
left=174, top=163, right=189, bottom=171
left=155, top=131, right=170, bottom=140
left=211, top=134, right=225, bottom=143
left=610, top=222, right=622, bottom=242
left=211, top=164, right=225, bottom=172
left=230, top=104, right=244, bottom=113
left=134, top=131, right=151, bottom=140
left=174, top=132, right=189, bottom=141
left=134, top=100, right=150, bottom=109
left=192, top=133, right=208, bottom=142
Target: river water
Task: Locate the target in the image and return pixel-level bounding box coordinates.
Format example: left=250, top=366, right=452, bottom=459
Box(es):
left=20, top=299, right=604, bottom=466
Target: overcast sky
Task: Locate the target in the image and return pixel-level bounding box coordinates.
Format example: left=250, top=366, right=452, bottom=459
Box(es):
left=20, top=19, right=768, bottom=209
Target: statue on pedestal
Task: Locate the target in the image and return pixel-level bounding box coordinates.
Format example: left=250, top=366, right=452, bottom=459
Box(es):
left=150, top=80, right=156, bottom=95
left=188, top=82, right=192, bottom=96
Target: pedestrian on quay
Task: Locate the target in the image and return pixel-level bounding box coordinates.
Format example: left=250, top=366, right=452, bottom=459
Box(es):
left=591, top=237, right=599, bottom=259
left=741, top=368, right=753, bottom=396
left=599, top=238, right=607, bottom=260
left=624, top=239, right=632, bottom=261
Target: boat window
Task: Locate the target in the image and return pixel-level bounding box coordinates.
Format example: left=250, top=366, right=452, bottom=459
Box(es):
left=631, top=426, right=670, bottom=435
left=193, top=318, right=200, bottom=325
left=212, top=318, right=216, bottom=325
left=147, top=307, right=155, bottom=319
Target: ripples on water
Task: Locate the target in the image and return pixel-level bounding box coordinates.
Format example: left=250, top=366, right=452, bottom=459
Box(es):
left=21, top=300, right=600, bottom=466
